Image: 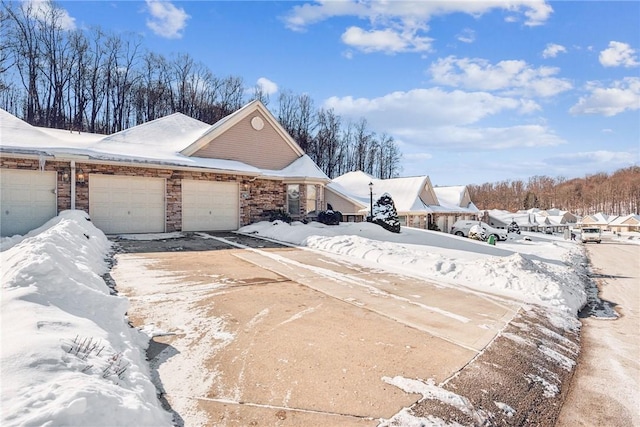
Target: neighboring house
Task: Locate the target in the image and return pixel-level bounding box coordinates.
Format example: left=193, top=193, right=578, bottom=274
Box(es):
left=607, top=214, right=640, bottom=233
left=580, top=213, right=616, bottom=230
left=325, top=171, right=479, bottom=232
left=432, top=186, right=480, bottom=232
left=487, top=209, right=574, bottom=233
left=488, top=210, right=543, bottom=232
left=0, top=101, right=329, bottom=236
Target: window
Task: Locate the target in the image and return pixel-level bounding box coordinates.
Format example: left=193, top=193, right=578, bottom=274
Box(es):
left=306, top=185, right=317, bottom=213
left=287, top=184, right=300, bottom=215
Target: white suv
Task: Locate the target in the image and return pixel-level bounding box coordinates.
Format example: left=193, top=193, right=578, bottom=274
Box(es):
left=450, top=220, right=508, bottom=241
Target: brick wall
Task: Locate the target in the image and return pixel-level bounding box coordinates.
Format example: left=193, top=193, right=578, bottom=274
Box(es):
left=1, top=158, right=288, bottom=232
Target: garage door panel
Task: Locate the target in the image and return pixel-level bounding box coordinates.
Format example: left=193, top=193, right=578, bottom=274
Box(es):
left=0, top=169, right=57, bottom=236
left=182, top=180, right=238, bottom=231
left=89, top=175, right=165, bottom=234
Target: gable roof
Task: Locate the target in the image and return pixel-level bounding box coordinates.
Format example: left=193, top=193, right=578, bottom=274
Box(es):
left=609, top=214, right=640, bottom=226
left=330, top=171, right=435, bottom=214
left=93, top=113, right=211, bottom=160
left=181, top=100, right=305, bottom=158
left=0, top=104, right=327, bottom=180
left=433, top=185, right=479, bottom=212
left=0, top=108, right=103, bottom=149
left=581, top=212, right=614, bottom=225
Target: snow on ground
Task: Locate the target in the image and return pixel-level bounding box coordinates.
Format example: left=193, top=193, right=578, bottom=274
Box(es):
left=1, top=211, right=172, bottom=427
left=3, top=212, right=635, bottom=426
left=239, top=221, right=588, bottom=316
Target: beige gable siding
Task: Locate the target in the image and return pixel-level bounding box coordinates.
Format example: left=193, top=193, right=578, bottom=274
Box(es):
left=325, top=189, right=364, bottom=214
left=460, top=189, right=472, bottom=207
left=191, top=111, right=300, bottom=170
left=419, top=186, right=438, bottom=205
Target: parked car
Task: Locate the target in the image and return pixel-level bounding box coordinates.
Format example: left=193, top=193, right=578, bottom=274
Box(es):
left=581, top=227, right=602, bottom=244
left=450, top=220, right=508, bottom=241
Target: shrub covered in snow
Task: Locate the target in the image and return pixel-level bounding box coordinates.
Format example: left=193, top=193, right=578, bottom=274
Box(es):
left=317, top=204, right=343, bottom=225
left=265, top=209, right=292, bottom=224
left=372, top=193, right=401, bottom=233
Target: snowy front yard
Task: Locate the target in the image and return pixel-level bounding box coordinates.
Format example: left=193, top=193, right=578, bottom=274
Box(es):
left=3, top=211, right=629, bottom=426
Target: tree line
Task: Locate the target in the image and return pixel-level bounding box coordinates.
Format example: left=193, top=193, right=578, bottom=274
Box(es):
left=468, top=166, right=640, bottom=216
left=0, top=0, right=401, bottom=179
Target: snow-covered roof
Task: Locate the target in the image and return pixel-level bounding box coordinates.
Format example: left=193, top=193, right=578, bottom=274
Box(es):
left=331, top=171, right=433, bottom=214
left=0, top=106, right=328, bottom=181
left=609, top=214, right=640, bottom=226
left=581, top=212, right=615, bottom=225
left=263, top=154, right=329, bottom=181
left=433, top=186, right=465, bottom=207
left=329, top=171, right=479, bottom=215
left=433, top=185, right=479, bottom=214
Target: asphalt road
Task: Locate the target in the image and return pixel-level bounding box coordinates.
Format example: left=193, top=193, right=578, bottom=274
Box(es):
left=556, top=239, right=640, bottom=426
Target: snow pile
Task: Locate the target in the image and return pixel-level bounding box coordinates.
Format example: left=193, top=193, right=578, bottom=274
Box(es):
left=239, top=221, right=588, bottom=314
left=1, top=211, right=171, bottom=427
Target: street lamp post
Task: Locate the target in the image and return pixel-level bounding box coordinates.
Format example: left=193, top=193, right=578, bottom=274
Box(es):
left=368, top=181, right=373, bottom=222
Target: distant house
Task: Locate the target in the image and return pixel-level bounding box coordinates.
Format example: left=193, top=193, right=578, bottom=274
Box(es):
left=606, top=214, right=640, bottom=233
left=580, top=213, right=616, bottom=230
left=0, top=101, right=329, bottom=236
left=488, top=210, right=543, bottom=232
left=487, top=208, right=576, bottom=233
left=325, top=171, right=479, bottom=232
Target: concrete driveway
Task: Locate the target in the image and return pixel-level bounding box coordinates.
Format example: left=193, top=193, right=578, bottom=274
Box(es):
left=111, top=232, right=521, bottom=426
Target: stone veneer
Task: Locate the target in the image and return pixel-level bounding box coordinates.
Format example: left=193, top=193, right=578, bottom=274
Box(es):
left=1, top=158, right=289, bottom=232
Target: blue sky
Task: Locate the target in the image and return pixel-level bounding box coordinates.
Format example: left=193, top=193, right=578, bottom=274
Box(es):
left=53, top=0, right=639, bottom=185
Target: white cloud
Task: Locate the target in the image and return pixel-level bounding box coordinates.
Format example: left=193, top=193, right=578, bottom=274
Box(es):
left=542, top=43, right=567, bottom=58
left=324, top=88, right=523, bottom=128
left=429, top=56, right=572, bottom=98
left=544, top=150, right=637, bottom=167
left=22, top=0, right=76, bottom=30
left=284, top=1, right=553, bottom=53
left=323, top=88, right=562, bottom=151
left=256, top=77, right=278, bottom=95
left=456, top=28, right=476, bottom=44
left=404, top=124, right=564, bottom=150
left=145, top=0, right=190, bottom=39
left=341, top=26, right=432, bottom=53
left=569, top=77, right=640, bottom=117
left=599, top=41, right=639, bottom=68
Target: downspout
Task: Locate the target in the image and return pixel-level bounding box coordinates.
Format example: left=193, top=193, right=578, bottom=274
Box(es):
left=70, top=160, right=76, bottom=210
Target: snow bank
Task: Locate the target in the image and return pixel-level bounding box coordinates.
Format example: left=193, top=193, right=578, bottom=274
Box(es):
left=239, top=221, right=588, bottom=315
left=1, top=211, right=171, bottom=427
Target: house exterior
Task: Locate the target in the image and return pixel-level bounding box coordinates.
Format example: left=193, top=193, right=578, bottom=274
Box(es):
left=432, top=186, right=480, bottom=232
left=0, top=101, right=329, bottom=236
left=487, top=208, right=576, bottom=233
left=325, top=171, right=479, bottom=232
left=579, top=213, right=615, bottom=231
left=609, top=214, right=640, bottom=233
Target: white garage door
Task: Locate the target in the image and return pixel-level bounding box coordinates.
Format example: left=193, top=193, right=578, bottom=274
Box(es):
left=182, top=180, right=239, bottom=231
left=89, top=174, right=165, bottom=234
left=0, top=169, right=57, bottom=236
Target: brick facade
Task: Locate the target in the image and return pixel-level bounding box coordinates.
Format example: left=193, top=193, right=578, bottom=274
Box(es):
left=1, top=158, right=290, bottom=232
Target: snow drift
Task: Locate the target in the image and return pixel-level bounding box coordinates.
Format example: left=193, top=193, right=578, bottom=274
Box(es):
left=1, top=211, right=171, bottom=427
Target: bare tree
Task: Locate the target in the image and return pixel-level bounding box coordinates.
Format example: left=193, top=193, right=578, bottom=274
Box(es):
left=3, top=0, right=42, bottom=123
